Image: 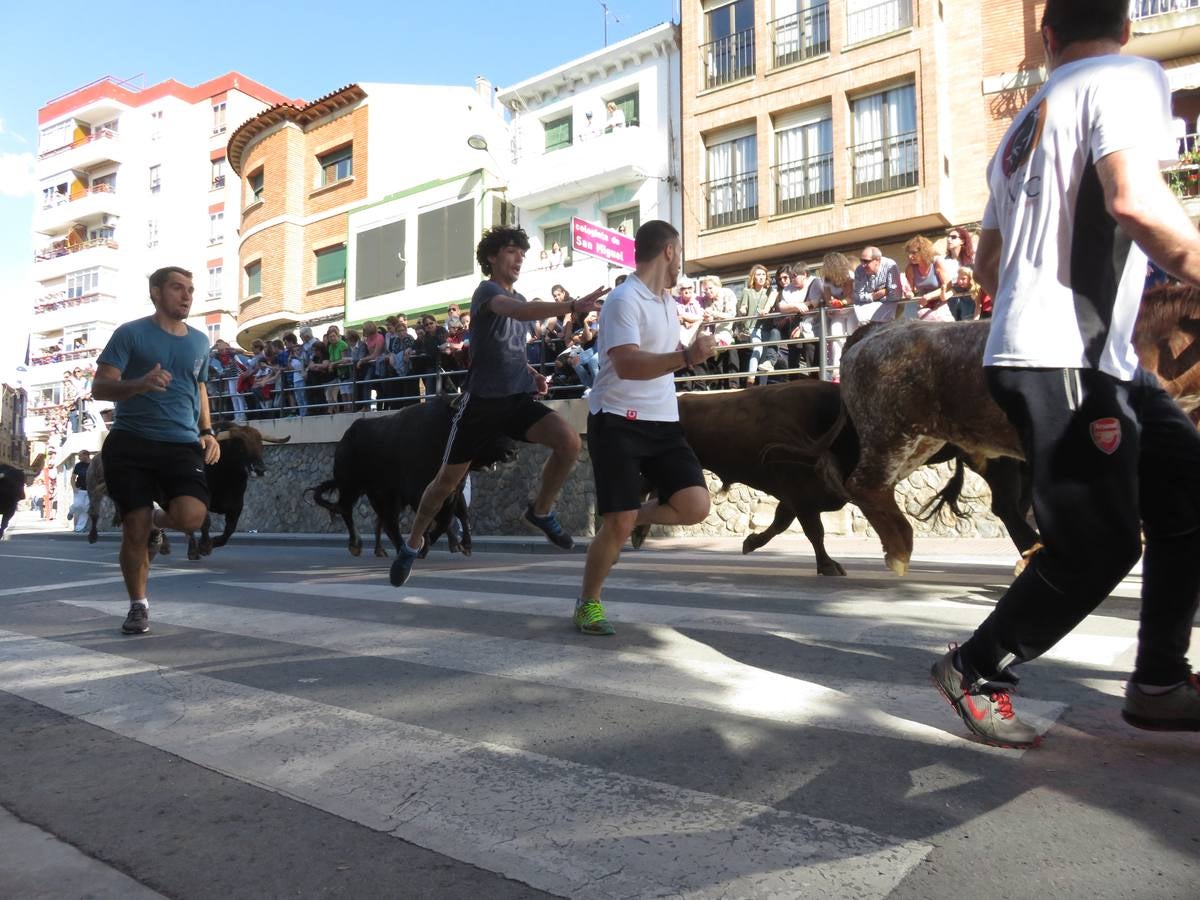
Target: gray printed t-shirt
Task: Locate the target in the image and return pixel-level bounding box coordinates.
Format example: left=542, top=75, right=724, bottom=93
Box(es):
left=464, top=280, right=535, bottom=397
left=97, top=317, right=211, bottom=444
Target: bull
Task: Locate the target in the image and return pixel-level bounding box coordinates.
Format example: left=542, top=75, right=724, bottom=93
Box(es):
left=838, top=282, right=1200, bottom=575
left=309, top=397, right=515, bottom=559
left=185, top=425, right=291, bottom=560
left=0, top=464, right=26, bottom=540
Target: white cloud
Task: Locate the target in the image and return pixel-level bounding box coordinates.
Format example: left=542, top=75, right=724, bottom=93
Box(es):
left=0, top=152, right=36, bottom=198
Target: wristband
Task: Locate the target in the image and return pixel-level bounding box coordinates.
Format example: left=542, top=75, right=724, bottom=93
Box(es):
left=199, top=427, right=215, bottom=437
left=682, top=346, right=693, bottom=368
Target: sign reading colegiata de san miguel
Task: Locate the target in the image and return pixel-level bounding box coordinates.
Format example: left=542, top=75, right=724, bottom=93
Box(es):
left=571, top=217, right=636, bottom=269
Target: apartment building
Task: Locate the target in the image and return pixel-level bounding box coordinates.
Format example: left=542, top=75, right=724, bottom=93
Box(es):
left=26, top=73, right=292, bottom=441
left=229, top=81, right=510, bottom=340
left=0, top=384, right=28, bottom=470
left=495, top=23, right=682, bottom=301
left=680, top=0, right=1048, bottom=287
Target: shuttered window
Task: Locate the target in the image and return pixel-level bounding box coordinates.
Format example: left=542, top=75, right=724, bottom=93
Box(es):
left=246, top=261, right=262, bottom=296
left=544, top=115, right=572, bottom=152
left=315, top=244, right=347, bottom=286
left=417, top=199, right=474, bottom=286
left=356, top=220, right=407, bottom=300
left=319, top=146, right=353, bottom=186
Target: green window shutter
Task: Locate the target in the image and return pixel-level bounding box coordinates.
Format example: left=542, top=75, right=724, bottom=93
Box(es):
left=246, top=263, right=261, bottom=296
left=544, top=116, right=572, bottom=151
left=315, top=244, right=347, bottom=285
left=613, top=91, right=639, bottom=127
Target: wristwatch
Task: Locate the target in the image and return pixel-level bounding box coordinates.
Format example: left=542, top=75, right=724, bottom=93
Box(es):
left=199, top=427, right=215, bottom=437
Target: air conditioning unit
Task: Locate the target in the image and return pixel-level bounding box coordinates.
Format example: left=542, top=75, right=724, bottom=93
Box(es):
left=101, top=214, right=119, bottom=226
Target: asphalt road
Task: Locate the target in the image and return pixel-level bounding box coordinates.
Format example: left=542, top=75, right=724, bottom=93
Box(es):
left=0, top=527, right=1196, bottom=899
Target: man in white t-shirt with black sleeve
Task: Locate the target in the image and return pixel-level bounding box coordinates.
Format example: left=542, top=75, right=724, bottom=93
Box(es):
left=931, top=0, right=1200, bottom=748
left=573, top=221, right=717, bottom=636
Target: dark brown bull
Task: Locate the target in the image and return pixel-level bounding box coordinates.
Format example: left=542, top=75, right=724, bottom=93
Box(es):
left=839, top=283, right=1200, bottom=574
left=0, top=464, right=26, bottom=540
left=185, top=425, right=291, bottom=560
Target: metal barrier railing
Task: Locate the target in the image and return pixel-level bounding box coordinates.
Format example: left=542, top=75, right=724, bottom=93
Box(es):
left=204, top=298, right=948, bottom=419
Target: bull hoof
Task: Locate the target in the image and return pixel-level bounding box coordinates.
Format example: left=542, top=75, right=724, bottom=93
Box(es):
left=87, top=533, right=97, bottom=544
left=187, top=549, right=200, bottom=561
left=818, top=560, right=847, bottom=576
left=349, top=543, right=362, bottom=557
left=374, top=547, right=388, bottom=557
left=198, top=540, right=213, bottom=556
left=1014, top=542, right=1043, bottom=576
left=158, top=541, right=171, bottom=556
left=884, top=554, right=910, bottom=576
left=742, top=533, right=768, bottom=555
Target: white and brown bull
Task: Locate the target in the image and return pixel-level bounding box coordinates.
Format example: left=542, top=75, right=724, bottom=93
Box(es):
left=838, top=282, right=1200, bottom=575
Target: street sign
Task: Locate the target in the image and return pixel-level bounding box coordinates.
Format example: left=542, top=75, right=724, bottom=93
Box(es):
left=571, top=216, right=635, bottom=269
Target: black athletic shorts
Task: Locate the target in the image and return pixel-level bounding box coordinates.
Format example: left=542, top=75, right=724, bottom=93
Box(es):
left=101, top=428, right=209, bottom=516
left=587, top=412, right=706, bottom=515
left=443, top=392, right=555, bottom=465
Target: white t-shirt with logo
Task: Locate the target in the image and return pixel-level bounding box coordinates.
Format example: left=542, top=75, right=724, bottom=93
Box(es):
left=982, top=54, right=1176, bottom=380
left=588, top=274, right=681, bottom=422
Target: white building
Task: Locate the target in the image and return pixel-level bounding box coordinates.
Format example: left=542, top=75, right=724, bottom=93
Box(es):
left=496, top=22, right=682, bottom=301
left=26, top=73, right=292, bottom=442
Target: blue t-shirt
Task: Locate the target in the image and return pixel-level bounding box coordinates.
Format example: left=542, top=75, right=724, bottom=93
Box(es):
left=464, top=280, right=535, bottom=397
left=97, top=317, right=211, bottom=444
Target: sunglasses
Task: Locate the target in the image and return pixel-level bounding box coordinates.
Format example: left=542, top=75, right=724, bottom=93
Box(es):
left=861, top=257, right=874, bottom=263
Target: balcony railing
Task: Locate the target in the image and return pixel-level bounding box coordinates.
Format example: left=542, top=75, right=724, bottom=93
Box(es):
left=30, top=347, right=100, bottom=367
left=212, top=174, right=226, bottom=190
left=1131, top=0, right=1200, bottom=19
left=770, top=2, right=830, bottom=68
left=34, top=236, right=119, bottom=262
left=34, top=290, right=113, bottom=314
left=40, top=183, right=116, bottom=210
left=846, top=0, right=912, bottom=45
left=701, top=27, right=756, bottom=90
left=772, top=153, right=835, bottom=214
left=850, top=131, right=919, bottom=198
left=703, top=171, right=759, bottom=229
left=37, top=127, right=118, bottom=162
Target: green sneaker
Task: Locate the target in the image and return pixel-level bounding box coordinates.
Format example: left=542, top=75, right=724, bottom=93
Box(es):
left=574, top=599, right=615, bottom=636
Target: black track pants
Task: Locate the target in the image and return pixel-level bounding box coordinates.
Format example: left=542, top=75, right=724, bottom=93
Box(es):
left=960, top=366, right=1200, bottom=686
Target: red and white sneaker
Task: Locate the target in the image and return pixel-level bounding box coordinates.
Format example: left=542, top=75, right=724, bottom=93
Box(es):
left=931, top=648, right=1040, bottom=749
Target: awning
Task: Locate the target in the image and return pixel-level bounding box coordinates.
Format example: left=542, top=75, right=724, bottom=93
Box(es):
left=1164, top=55, right=1200, bottom=92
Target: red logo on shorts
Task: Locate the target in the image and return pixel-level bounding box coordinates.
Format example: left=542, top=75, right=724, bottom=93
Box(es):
left=625, top=409, right=638, bottom=420
left=1090, top=417, right=1121, bottom=455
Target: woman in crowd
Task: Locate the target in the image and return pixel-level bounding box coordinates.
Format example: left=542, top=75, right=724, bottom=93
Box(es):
left=304, top=340, right=332, bottom=415
left=736, top=264, right=772, bottom=385
left=904, top=235, right=954, bottom=322
left=606, top=100, right=626, bottom=130
left=776, top=264, right=816, bottom=378
left=700, top=275, right=738, bottom=388
left=674, top=277, right=705, bottom=389
left=947, top=265, right=981, bottom=321
left=815, top=252, right=857, bottom=378
left=355, top=321, right=385, bottom=409
left=942, top=226, right=975, bottom=287
left=323, top=326, right=351, bottom=413
left=549, top=242, right=564, bottom=269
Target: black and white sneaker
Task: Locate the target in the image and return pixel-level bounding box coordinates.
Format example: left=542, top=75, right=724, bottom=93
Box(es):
left=389, top=539, right=422, bottom=587
left=121, top=604, right=150, bottom=635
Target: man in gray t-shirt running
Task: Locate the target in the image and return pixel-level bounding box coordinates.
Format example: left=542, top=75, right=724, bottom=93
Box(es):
left=390, top=226, right=606, bottom=587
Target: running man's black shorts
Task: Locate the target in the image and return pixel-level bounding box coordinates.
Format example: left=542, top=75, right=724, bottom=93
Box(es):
left=586, top=412, right=706, bottom=515
left=443, top=393, right=555, bottom=466
left=101, top=429, right=209, bottom=516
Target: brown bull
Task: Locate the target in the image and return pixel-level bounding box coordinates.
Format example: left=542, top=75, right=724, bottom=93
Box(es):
left=839, top=282, right=1200, bottom=575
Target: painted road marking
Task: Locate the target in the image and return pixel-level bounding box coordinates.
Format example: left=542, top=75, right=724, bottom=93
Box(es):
left=0, top=631, right=930, bottom=900
left=62, top=592, right=1063, bottom=756
left=0, top=570, right=199, bottom=598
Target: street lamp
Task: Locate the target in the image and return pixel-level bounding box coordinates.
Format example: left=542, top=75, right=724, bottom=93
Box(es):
left=466, top=134, right=489, bottom=152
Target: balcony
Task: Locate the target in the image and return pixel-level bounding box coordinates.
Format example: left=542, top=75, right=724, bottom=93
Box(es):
left=1164, top=138, right=1200, bottom=219
left=36, top=128, right=122, bottom=171
left=701, top=27, right=756, bottom=90
left=32, top=291, right=119, bottom=332
left=703, top=171, right=759, bottom=229
left=30, top=346, right=100, bottom=369
left=35, top=184, right=121, bottom=234
left=33, top=236, right=119, bottom=281
left=845, top=0, right=912, bottom=47
left=1128, top=0, right=1200, bottom=58
left=772, top=153, right=835, bottom=214
left=506, top=126, right=661, bottom=208
left=849, top=131, right=919, bottom=199
left=211, top=174, right=226, bottom=191
left=769, top=2, right=830, bottom=69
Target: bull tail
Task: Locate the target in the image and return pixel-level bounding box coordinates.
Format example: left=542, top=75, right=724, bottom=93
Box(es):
left=758, top=396, right=849, bottom=469
left=307, top=480, right=340, bottom=518
left=918, top=453, right=971, bottom=522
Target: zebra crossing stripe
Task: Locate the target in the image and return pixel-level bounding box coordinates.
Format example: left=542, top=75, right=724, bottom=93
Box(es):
left=0, top=630, right=931, bottom=900
left=60, top=592, right=1064, bottom=755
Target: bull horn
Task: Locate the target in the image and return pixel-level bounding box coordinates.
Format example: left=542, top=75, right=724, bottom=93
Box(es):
left=261, top=434, right=292, bottom=444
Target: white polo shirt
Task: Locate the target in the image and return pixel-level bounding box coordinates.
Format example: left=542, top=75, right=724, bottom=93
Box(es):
left=587, top=273, right=681, bottom=422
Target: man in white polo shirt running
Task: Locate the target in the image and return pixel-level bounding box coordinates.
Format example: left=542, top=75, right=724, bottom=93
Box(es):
left=573, top=220, right=717, bottom=635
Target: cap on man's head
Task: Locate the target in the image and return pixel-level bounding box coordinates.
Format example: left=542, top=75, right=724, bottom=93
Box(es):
left=676, top=276, right=694, bottom=290
left=585, top=111, right=593, bottom=118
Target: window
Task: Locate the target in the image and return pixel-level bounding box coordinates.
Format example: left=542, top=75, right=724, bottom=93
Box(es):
left=42, top=181, right=68, bottom=208
left=212, top=102, right=226, bottom=135
left=149, top=165, right=161, bottom=193
left=774, top=106, right=834, bottom=213
left=704, top=130, right=758, bottom=228
left=850, top=83, right=918, bottom=198
left=90, top=224, right=116, bottom=241
left=211, top=157, right=226, bottom=191
left=249, top=169, right=264, bottom=202
left=246, top=261, right=262, bottom=296
left=542, top=224, right=573, bottom=267
left=38, top=121, right=75, bottom=156
left=605, top=207, right=640, bottom=236
left=150, top=110, right=163, bottom=141
left=66, top=268, right=100, bottom=300
left=206, top=323, right=221, bottom=343
left=318, top=146, right=352, bottom=186
left=703, top=0, right=755, bottom=89
left=208, top=265, right=223, bottom=299
left=209, top=211, right=224, bottom=245
left=846, top=0, right=913, bottom=45
left=544, top=115, right=572, bottom=152
left=418, top=199, right=474, bottom=285
left=355, top=220, right=407, bottom=300
left=147, top=219, right=159, bottom=248
left=771, top=0, right=830, bottom=67
left=33, top=385, right=62, bottom=407
left=607, top=91, right=640, bottom=128
left=93, top=173, right=116, bottom=193
left=315, top=244, right=347, bottom=286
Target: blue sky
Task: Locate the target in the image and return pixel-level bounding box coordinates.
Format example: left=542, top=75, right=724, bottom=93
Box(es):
left=0, top=0, right=677, bottom=378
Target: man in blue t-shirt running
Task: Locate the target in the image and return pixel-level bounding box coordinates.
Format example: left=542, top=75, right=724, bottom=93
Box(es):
left=389, top=226, right=606, bottom=587
left=93, top=267, right=221, bottom=635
